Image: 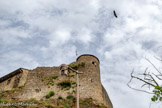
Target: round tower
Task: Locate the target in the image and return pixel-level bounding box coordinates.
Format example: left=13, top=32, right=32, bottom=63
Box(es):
left=76, top=54, right=104, bottom=103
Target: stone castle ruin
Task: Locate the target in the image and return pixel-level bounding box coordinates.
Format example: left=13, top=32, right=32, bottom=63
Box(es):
left=0, top=54, right=113, bottom=108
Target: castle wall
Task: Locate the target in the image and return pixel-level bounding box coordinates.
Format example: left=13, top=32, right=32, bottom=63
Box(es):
left=0, top=54, right=113, bottom=108
left=0, top=68, right=28, bottom=91
left=18, top=69, right=29, bottom=87
left=19, top=67, right=60, bottom=99
left=102, top=85, right=113, bottom=108
left=18, top=67, right=76, bottom=100
left=0, top=75, right=18, bottom=90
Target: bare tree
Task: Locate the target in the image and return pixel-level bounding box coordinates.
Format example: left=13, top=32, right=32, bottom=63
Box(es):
left=128, top=57, right=162, bottom=102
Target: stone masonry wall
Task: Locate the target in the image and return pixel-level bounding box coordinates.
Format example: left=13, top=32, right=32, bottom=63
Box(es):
left=18, top=66, right=76, bottom=100
left=76, top=55, right=104, bottom=104
left=0, top=54, right=113, bottom=108
left=102, top=85, right=113, bottom=108
left=0, top=75, right=18, bottom=90
left=18, top=69, right=29, bottom=87
left=18, top=67, right=60, bottom=100
left=0, top=69, right=28, bottom=91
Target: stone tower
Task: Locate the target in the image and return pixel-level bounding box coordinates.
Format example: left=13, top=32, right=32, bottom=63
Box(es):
left=77, top=55, right=102, bottom=100
left=76, top=54, right=112, bottom=108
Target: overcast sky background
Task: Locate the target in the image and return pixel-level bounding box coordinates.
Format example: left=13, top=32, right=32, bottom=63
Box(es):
left=0, top=0, right=162, bottom=108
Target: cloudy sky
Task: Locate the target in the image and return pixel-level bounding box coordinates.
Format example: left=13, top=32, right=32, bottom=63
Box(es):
left=0, top=0, right=162, bottom=108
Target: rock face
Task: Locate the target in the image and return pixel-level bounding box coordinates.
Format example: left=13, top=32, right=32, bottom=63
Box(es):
left=0, top=54, right=113, bottom=108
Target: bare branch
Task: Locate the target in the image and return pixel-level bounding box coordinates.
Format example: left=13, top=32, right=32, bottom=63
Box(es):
left=141, top=84, right=147, bottom=88
left=127, top=80, right=153, bottom=94
left=145, top=58, right=162, bottom=75
left=145, top=67, right=148, bottom=73
left=127, top=70, right=154, bottom=94
left=154, top=56, right=162, bottom=61
left=152, top=73, right=162, bottom=80
left=128, top=54, right=162, bottom=104
left=149, top=74, right=159, bottom=86
left=131, top=72, right=156, bottom=87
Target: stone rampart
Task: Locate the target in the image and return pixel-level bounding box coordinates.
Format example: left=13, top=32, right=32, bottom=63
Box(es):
left=0, top=54, right=113, bottom=108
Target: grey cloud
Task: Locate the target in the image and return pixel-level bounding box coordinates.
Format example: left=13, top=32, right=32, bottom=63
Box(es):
left=142, top=40, right=158, bottom=50
left=0, top=0, right=162, bottom=108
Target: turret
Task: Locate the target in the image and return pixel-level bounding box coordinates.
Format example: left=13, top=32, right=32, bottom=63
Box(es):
left=76, top=54, right=103, bottom=103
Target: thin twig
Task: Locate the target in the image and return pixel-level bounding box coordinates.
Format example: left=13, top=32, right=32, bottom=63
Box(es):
left=149, top=74, right=159, bottom=86
left=127, top=80, right=153, bottom=94
left=154, top=56, right=162, bottom=61
left=145, top=58, right=162, bottom=75
left=131, top=74, right=155, bottom=87
left=152, top=73, right=162, bottom=80
left=127, top=70, right=153, bottom=94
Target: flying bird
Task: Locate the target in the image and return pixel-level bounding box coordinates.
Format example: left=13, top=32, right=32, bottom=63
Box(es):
left=113, top=10, right=118, bottom=18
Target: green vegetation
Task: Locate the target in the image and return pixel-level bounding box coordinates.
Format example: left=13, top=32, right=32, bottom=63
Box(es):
left=57, top=80, right=76, bottom=90
left=46, top=104, right=53, bottom=108
left=26, top=98, right=47, bottom=104
left=58, top=96, right=63, bottom=99
left=81, top=62, right=86, bottom=67
left=0, top=91, right=5, bottom=99
left=52, top=75, right=58, bottom=79
left=79, top=98, right=109, bottom=108
left=57, top=80, right=72, bottom=89
left=71, top=81, right=76, bottom=85
left=69, top=75, right=75, bottom=77
left=0, top=99, right=9, bottom=103
left=45, top=77, right=54, bottom=86
left=96, top=104, right=102, bottom=108
left=0, top=97, right=108, bottom=108
left=44, top=75, right=58, bottom=86
left=79, top=98, right=93, bottom=106
left=66, top=95, right=73, bottom=99
left=18, top=83, right=26, bottom=89
left=18, top=86, right=24, bottom=89
left=66, top=95, right=76, bottom=103
left=72, top=90, right=76, bottom=94
left=63, top=101, right=70, bottom=108
left=151, top=86, right=162, bottom=102
left=0, top=89, right=24, bottom=99
left=71, top=81, right=76, bottom=89
left=68, top=62, right=86, bottom=70
left=72, top=97, right=76, bottom=103
left=68, top=64, right=79, bottom=70
left=45, top=91, right=55, bottom=99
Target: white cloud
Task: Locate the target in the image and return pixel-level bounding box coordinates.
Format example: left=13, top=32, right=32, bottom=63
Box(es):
left=77, top=28, right=93, bottom=44
left=49, top=29, right=71, bottom=47
left=0, top=0, right=162, bottom=108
